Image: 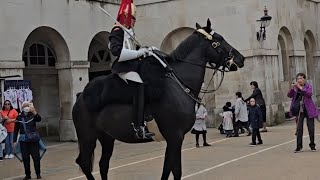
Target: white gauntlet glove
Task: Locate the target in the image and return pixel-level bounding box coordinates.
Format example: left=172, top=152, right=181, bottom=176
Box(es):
left=118, top=48, right=149, bottom=62
left=147, top=46, right=159, bottom=51
left=137, top=47, right=150, bottom=58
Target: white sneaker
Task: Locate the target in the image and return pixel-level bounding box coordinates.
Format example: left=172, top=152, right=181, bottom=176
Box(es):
left=4, top=155, right=9, bottom=159
left=8, top=154, right=14, bottom=159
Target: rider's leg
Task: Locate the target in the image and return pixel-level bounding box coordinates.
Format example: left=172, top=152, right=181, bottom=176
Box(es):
left=133, top=82, right=154, bottom=139
left=118, top=72, right=154, bottom=139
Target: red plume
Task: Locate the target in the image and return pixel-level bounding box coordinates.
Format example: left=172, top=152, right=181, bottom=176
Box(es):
left=116, top=0, right=133, bottom=28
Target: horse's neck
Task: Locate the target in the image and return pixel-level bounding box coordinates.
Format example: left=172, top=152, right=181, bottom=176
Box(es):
left=169, top=45, right=206, bottom=97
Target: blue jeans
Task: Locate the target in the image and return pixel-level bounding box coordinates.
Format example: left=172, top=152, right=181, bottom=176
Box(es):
left=5, top=132, right=14, bottom=155
left=0, top=142, right=3, bottom=158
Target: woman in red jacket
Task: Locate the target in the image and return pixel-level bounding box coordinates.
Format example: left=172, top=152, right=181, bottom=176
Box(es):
left=1, top=100, right=18, bottom=159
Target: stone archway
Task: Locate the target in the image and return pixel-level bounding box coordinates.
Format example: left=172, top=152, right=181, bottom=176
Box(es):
left=88, top=31, right=114, bottom=81
left=160, top=27, right=195, bottom=53
left=278, top=27, right=294, bottom=82
left=304, top=30, right=317, bottom=104
left=22, top=26, right=72, bottom=139
left=304, top=30, right=316, bottom=79
left=277, top=27, right=295, bottom=114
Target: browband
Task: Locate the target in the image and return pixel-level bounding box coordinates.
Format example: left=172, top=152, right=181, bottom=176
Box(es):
left=197, top=29, right=214, bottom=40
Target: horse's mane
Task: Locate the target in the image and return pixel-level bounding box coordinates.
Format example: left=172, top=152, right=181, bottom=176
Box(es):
left=169, top=31, right=200, bottom=61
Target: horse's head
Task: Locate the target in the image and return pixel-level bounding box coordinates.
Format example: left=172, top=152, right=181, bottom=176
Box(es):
left=195, top=19, right=245, bottom=71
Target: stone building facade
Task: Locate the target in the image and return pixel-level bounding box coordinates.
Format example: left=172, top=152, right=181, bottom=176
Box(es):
left=0, top=0, right=319, bottom=141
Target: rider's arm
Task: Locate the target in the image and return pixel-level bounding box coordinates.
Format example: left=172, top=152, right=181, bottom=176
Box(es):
left=109, top=26, right=147, bottom=61
left=109, top=26, right=124, bottom=57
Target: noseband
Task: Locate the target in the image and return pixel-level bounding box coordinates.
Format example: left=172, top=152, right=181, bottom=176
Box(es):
left=225, top=48, right=239, bottom=70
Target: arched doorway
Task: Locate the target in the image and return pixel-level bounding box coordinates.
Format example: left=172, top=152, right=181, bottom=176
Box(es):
left=22, top=26, right=70, bottom=137
left=88, top=31, right=114, bottom=81
left=160, top=27, right=195, bottom=53
left=277, top=27, right=295, bottom=114
left=304, top=30, right=317, bottom=103
left=278, top=27, right=294, bottom=82
left=304, top=31, right=316, bottom=79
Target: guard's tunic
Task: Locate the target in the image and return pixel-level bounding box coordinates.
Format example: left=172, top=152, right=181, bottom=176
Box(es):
left=109, top=26, right=141, bottom=73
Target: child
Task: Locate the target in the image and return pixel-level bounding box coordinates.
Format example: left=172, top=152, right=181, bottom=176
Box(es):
left=220, top=106, right=234, bottom=138
left=191, top=103, right=211, bottom=148
left=227, top=102, right=246, bottom=135
left=248, top=98, right=263, bottom=146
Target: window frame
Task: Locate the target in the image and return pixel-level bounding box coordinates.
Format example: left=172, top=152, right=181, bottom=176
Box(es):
left=23, top=42, right=56, bottom=68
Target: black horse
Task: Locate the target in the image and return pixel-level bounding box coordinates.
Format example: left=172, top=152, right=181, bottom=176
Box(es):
left=72, top=19, right=245, bottom=180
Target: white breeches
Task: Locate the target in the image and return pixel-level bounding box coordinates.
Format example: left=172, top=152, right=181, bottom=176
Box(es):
left=118, top=71, right=143, bottom=83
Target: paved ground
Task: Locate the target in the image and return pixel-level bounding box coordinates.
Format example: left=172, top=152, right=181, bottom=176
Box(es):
left=1, top=120, right=320, bottom=180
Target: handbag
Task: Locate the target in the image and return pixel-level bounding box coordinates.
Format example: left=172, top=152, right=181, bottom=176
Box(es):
left=291, top=96, right=303, bottom=117
left=22, top=117, right=40, bottom=142
left=1, top=109, right=11, bottom=125
left=0, top=123, right=7, bottom=142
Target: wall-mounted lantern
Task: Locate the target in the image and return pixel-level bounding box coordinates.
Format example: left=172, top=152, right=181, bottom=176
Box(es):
left=257, top=6, right=272, bottom=41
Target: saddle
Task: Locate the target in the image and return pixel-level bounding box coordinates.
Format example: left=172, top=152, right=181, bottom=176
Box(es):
left=82, top=52, right=170, bottom=112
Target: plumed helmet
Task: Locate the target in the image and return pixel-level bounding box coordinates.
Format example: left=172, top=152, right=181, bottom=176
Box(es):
left=116, top=0, right=136, bottom=28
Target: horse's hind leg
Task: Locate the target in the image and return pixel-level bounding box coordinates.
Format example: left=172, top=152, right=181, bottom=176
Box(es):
left=98, top=133, right=115, bottom=180
left=161, top=136, right=184, bottom=180
left=73, top=98, right=98, bottom=180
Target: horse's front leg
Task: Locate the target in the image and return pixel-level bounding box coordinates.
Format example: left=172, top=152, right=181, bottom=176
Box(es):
left=98, top=133, right=115, bottom=180
left=172, top=143, right=182, bottom=180
left=161, top=135, right=184, bottom=180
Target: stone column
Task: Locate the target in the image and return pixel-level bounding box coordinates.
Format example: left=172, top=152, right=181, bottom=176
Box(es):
left=313, top=51, right=320, bottom=106
left=56, top=61, right=89, bottom=141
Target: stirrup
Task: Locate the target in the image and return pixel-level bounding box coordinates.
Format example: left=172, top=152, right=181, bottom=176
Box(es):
left=131, top=123, right=154, bottom=139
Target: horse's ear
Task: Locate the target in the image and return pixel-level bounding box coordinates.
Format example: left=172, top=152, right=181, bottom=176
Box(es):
left=196, top=23, right=202, bottom=30
left=206, top=18, right=211, bottom=29
left=204, top=18, right=212, bottom=33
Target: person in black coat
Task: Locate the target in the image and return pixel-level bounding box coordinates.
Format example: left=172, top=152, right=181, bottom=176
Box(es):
left=13, top=101, right=42, bottom=180
left=245, top=81, right=268, bottom=132
left=248, top=98, right=263, bottom=146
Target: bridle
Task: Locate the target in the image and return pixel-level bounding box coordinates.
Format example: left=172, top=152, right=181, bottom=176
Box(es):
left=165, top=29, right=240, bottom=105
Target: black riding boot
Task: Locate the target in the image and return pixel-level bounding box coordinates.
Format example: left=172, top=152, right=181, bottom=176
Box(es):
left=133, top=83, right=155, bottom=140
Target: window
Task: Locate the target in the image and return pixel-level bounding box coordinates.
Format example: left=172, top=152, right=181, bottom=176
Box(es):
left=89, top=49, right=111, bottom=64
left=23, top=43, right=56, bottom=67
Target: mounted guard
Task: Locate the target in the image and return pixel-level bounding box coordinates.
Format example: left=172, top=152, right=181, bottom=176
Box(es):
left=109, top=0, right=155, bottom=140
